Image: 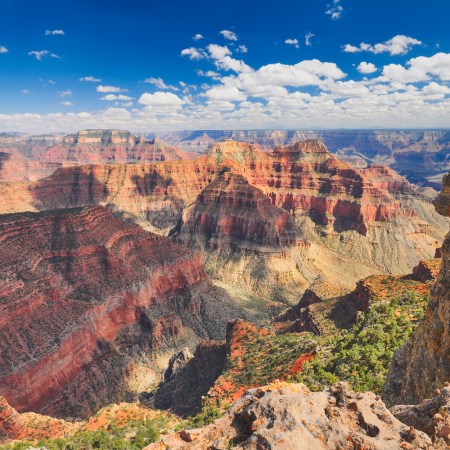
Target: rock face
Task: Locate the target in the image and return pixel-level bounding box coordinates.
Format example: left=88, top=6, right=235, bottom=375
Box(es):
left=383, top=172, right=450, bottom=406
left=390, top=386, right=450, bottom=444
left=159, top=129, right=450, bottom=188
left=0, top=205, right=243, bottom=418
left=0, top=149, right=60, bottom=182
left=145, top=382, right=433, bottom=450
left=148, top=341, right=228, bottom=416
left=41, top=130, right=193, bottom=164
left=0, top=139, right=446, bottom=301
left=150, top=319, right=316, bottom=416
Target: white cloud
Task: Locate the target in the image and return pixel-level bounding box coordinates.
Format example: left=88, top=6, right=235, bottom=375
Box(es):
left=197, top=70, right=221, bottom=79
left=21, top=89, right=30, bottom=94
left=193, top=34, right=204, bottom=41
left=237, top=45, right=248, bottom=53
left=48, top=80, right=56, bottom=84
left=220, top=30, right=238, bottom=41
left=144, top=77, right=178, bottom=90
left=381, top=53, right=450, bottom=82
left=59, top=89, right=72, bottom=97
left=96, top=85, right=128, bottom=93
left=207, top=44, right=252, bottom=73
left=205, top=85, right=247, bottom=102
left=79, top=76, right=102, bottom=83
left=0, top=46, right=8, bottom=54
left=101, top=94, right=134, bottom=101
left=357, top=62, right=377, bottom=74
left=61, top=101, right=73, bottom=106
left=28, top=50, right=61, bottom=60
left=138, top=91, right=185, bottom=108
left=285, top=38, right=300, bottom=49
left=45, top=29, right=65, bottom=36
left=305, top=33, right=315, bottom=47
left=343, top=35, right=422, bottom=56
left=326, top=0, right=344, bottom=20
left=180, top=47, right=206, bottom=60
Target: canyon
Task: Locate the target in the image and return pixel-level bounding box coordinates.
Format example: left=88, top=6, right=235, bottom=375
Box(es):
left=1, top=131, right=450, bottom=449
left=0, top=205, right=244, bottom=419
left=0, top=137, right=446, bottom=306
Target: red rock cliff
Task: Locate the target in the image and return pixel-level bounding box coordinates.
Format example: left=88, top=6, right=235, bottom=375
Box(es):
left=0, top=206, right=241, bottom=418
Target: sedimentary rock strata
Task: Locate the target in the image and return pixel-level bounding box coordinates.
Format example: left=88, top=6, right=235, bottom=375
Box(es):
left=0, top=205, right=243, bottom=418
left=41, top=130, right=193, bottom=164
left=0, top=139, right=446, bottom=301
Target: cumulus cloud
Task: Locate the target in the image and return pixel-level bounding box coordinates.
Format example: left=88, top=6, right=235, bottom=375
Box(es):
left=0, top=46, right=8, bottom=54
left=381, top=52, right=450, bottom=82
left=100, top=94, right=134, bottom=101
left=193, top=34, right=204, bottom=41
left=45, top=29, right=65, bottom=36
left=305, top=33, right=315, bottom=47
left=144, top=77, right=178, bottom=90
left=237, top=45, right=248, bottom=53
left=285, top=38, right=300, bottom=49
left=220, top=30, right=238, bottom=41
left=357, top=62, right=377, bottom=74
left=326, top=0, right=344, bottom=20
left=61, top=101, right=73, bottom=106
left=343, top=35, right=422, bottom=56
left=79, top=76, right=102, bottom=83
left=207, top=44, right=252, bottom=73
left=28, top=50, right=61, bottom=60
left=96, top=85, right=128, bottom=93
left=181, top=47, right=206, bottom=60
left=138, top=91, right=185, bottom=108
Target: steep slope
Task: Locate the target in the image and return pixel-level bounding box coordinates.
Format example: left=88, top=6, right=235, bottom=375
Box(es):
left=41, top=130, right=193, bottom=164
left=383, top=172, right=450, bottom=406
left=176, top=140, right=447, bottom=300
left=148, top=319, right=316, bottom=417
left=0, top=140, right=446, bottom=302
left=0, top=206, right=244, bottom=419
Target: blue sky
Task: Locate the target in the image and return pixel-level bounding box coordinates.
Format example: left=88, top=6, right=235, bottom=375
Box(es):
left=0, top=0, right=449, bottom=132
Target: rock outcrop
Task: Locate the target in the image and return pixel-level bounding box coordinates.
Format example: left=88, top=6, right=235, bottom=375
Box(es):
left=41, top=130, right=193, bottom=164
left=383, top=172, right=450, bottom=407
left=0, top=205, right=243, bottom=418
left=145, top=382, right=433, bottom=450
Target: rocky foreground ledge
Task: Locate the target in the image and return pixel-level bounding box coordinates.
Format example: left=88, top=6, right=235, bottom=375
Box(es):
left=144, top=381, right=450, bottom=450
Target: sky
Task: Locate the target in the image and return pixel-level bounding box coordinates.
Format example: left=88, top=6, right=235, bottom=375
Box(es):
left=0, top=0, right=450, bottom=133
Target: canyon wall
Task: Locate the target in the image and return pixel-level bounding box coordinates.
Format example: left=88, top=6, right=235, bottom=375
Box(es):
left=0, top=139, right=446, bottom=301
left=0, top=205, right=244, bottom=418
left=383, top=172, right=450, bottom=406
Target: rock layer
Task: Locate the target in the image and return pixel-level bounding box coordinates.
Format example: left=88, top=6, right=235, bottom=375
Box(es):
left=0, top=139, right=446, bottom=300
left=41, top=130, right=193, bottom=164
left=0, top=205, right=243, bottom=418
